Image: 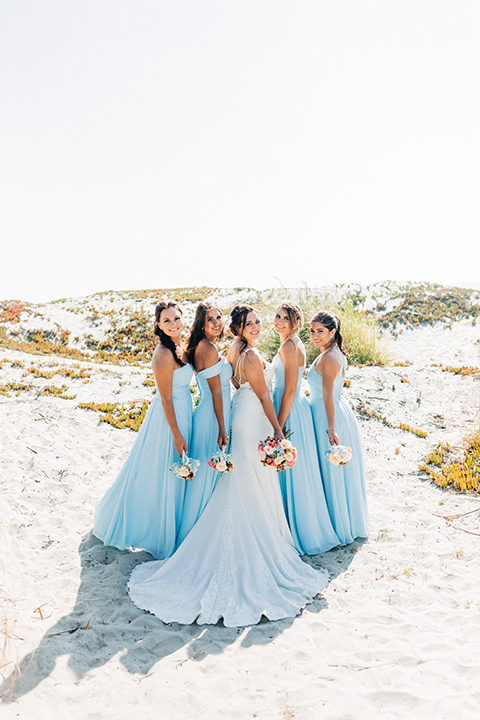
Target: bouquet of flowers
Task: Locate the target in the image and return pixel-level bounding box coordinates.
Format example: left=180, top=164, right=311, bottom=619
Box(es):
left=325, top=445, right=352, bottom=466
left=208, top=448, right=234, bottom=474
left=258, top=434, right=297, bottom=472
left=170, top=451, right=201, bottom=480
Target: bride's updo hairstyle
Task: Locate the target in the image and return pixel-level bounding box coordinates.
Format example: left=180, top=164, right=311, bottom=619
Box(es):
left=186, top=302, right=223, bottom=366
left=311, top=310, right=348, bottom=356
left=154, top=300, right=186, bottom=367
left=229, top=304, right=255, bottom=352
left=276, top=302, right=303, bottom=337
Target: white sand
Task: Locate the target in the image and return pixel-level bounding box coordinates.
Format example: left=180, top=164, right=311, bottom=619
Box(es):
left=1, top=293, right=480, bottom=719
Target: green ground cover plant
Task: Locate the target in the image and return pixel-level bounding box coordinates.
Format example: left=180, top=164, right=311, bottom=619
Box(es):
left=419, top=433, right=480, bottom=493
left=356, top=401, right=428, bottom=437
left=441, top=365, right=480, bottom=377
left=0, top=382, right=33, bottom=397
left=375, top=283, right=480, bottom=329
left=78, top=400, right=151, bottom=430
left=41, top=384, right=77, bottom=400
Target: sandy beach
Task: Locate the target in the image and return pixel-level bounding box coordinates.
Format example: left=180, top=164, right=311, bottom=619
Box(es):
left=1, top=286, right=480, bottom=719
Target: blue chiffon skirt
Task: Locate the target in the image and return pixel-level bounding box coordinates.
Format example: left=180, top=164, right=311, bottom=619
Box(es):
left=307, top=360, right=369, bottom=545
left=93, top=363, right=193, bottom=559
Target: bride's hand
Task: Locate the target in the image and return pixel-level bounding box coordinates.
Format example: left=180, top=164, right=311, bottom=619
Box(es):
left=273, top=426, right=285, bottom=440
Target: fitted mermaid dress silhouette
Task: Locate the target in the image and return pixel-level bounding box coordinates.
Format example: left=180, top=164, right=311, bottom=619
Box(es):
left=128, top=356, right=329, bottom=627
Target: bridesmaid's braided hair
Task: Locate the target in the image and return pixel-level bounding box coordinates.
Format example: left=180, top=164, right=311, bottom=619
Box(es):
left=310, top=310, right=348, bottom=356
left=186, top=302, right=224, bottom=366
left=276, top=302, right=303, bottom=336
left=229, top=304, right=255, bottom=353
left=154, top=301, right=186, bottom=367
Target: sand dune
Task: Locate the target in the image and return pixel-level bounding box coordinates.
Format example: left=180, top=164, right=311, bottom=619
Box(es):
left=1, top=287, right=480, bottom=719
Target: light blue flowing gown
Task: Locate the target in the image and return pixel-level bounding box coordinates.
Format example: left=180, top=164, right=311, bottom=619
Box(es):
left=176, top=356, right=232, bottom=546
left=93, top=362, right=194, bottom=559
left=307, top=349, right=369, bottom=545
left=272, top=353, right=340, bottom=555
left=128, top=361, right=329, bottom=627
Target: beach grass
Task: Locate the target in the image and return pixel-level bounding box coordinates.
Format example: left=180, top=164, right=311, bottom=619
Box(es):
left=257, top=287, right=390, bottom=366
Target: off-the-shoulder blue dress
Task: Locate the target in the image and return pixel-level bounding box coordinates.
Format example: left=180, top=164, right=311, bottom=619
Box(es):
left=176, top=356, right=232, bottom=545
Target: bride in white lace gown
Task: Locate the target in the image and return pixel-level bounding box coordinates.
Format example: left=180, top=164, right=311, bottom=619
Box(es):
left=128, top=305, right=329, bottom=627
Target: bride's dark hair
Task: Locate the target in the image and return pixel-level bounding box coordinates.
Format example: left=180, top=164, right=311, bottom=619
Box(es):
left=186, top=302, right=223, bottom=366
left=310, top=309, right=348, bottom=357
left=154, top=301, right=186, bottom=367
left=229, top=304, right=255, bottom=353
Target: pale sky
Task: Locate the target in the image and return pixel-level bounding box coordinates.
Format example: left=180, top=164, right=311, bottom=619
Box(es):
left=1, top=1, right=479, bottom=303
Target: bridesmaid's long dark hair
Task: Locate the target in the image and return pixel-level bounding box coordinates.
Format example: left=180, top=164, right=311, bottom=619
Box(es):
left=154, top=301, right=186, bottom=367
left=186, top=302, right=224, bottom=366
left=229, top=304, right=255, bottom=353
left=311, top=310, right=348, bottom=357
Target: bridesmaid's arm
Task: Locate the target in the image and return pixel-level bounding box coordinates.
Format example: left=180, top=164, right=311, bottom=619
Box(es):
left=195, top=341, right=228, bottom=449
left=277, top=339, right=299, bottom=430
left=153, top=348, right=187, bottom=457
left=207, top=374, right=229, bottom=449
left=318, top=352, right=342, bottom=446
left=244, top=352, right=284, bottom=438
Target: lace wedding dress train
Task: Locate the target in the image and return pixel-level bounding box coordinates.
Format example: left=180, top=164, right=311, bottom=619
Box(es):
left=128, top=363, right=329, bottom=627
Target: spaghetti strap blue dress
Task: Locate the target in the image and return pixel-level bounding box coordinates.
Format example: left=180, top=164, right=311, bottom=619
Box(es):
left=307, top=349, right=369, bottom=545
left=176, top=356, right=232, bottom=545
left=272, top=353, right=339, bottom=555
left=93, top=362, right=194, bottom=559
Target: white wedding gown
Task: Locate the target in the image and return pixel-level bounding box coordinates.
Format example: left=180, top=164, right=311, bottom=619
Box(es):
left=128, top=362, right=329, bottom=627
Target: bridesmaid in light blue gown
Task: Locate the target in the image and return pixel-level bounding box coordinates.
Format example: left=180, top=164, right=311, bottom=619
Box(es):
left=176, top=302, right=232, bottom=546
left=128, top=305, right=329, bottom=627
left=93, top=301, right=193, bottom=559
left=272, top=302, right=339, bottom=555
left=308, top=310, right=369, bottom=545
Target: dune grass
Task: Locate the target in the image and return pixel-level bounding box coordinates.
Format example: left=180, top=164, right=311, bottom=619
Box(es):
left=257, top=287, right=390, bottom=366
